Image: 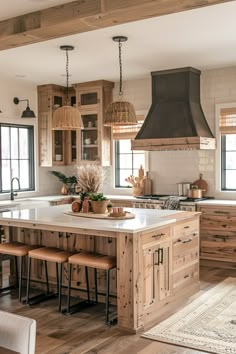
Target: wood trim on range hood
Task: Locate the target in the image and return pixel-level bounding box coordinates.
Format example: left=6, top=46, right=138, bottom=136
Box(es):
left=131, top=136, right=216, bottom=151
left=0, top=0, right=233, bottom=51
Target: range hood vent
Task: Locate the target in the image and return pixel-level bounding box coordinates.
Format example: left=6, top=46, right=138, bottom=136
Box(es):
left=131, top=67, right=215, bottom=151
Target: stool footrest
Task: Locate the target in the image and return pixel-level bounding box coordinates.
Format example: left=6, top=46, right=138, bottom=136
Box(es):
left=24, top=292, right=57, bottom=305
left=0, top=285, right=16, bottom=296
left=62, top=300, right=95, bottom=315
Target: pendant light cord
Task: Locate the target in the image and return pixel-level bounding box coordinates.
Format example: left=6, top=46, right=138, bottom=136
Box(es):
left=118, top=40, right=123, bottom=97
left=66, top=48, right=69, bottom=103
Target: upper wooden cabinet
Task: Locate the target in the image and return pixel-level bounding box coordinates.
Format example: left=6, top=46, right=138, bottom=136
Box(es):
left=38, top=80, right=114, bottom=167
left=38, top=84, right=70, bottom=167
left=73, top=80, right=114, bottom=166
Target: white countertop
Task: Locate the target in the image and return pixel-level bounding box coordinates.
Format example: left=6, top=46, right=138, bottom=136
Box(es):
left=197, top=199, right=236, bottom=206
left=0, top=204, right=187, bottom=233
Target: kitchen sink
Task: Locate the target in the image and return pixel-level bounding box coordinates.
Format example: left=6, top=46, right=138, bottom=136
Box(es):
left=0, top=204, right=19, bottom=212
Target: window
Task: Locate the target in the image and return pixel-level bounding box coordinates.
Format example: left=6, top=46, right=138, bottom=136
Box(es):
left=0, top=124, right=35, bottom=193
left=113, top=115, right=146, bottom=188
left=220, top=108, right=236, bottom=190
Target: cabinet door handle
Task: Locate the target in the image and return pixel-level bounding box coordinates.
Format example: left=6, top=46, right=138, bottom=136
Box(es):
left=182, top=238, right=193, bottom=244
left=192, top=232, right=198, bottom=236
left=159, top=248, right=164, bottom=264
left=152, top=233, right=165, bottom=238
left=214, top=211, right=230, bottom=214
left=184, top=225, right=190, bottom=229
left=184, top=274, right=190, bottom=279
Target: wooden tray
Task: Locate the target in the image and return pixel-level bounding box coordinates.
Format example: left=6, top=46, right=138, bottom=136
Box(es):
left=64, top=211, right=135, bottom=220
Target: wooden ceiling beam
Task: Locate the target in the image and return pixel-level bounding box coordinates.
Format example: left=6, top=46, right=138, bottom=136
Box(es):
left=0, top=0, right=233, bottom=51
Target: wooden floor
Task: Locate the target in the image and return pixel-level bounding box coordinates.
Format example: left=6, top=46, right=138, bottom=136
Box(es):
left=0, top=265, right=235, bottom=354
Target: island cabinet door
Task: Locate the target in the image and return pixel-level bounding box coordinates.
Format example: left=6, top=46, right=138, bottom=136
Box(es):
left=142, top=240, right=171, bottom=311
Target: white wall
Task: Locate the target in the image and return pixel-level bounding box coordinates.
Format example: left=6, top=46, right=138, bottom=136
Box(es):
left=103, top=66, right=236, bottom=198
left=2, top=66, right=236, bottom=199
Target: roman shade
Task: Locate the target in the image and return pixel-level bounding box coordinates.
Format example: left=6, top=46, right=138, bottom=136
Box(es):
left=220, top=107, right=236, bottom=134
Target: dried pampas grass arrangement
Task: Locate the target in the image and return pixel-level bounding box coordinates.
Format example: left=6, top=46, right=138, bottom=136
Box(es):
left=76, top=164, right=103, bottom=193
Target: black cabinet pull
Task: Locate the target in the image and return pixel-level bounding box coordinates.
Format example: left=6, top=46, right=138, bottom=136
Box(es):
left=159, top=248, right=164, bottom=264
left=152, top=233, right=165, bottom=238
left=184, top=225, right=190, bottom=229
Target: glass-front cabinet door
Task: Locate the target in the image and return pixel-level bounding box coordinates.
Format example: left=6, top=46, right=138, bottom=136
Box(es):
left=52, top=130, right=65, bottom=165
left=81, top=113, right=98, bottom=162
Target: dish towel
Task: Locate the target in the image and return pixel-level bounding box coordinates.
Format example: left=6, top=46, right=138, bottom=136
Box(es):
left=163, top=196, right=181, bottom=210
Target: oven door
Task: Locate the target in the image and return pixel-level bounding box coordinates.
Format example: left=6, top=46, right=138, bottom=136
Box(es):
left=179, top=203, right=196, bottom=211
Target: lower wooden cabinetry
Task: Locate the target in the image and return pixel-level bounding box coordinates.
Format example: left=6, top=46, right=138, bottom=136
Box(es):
left=197, top=205, right=236, bottom=263
left=138, top=215, right=200, bottom=329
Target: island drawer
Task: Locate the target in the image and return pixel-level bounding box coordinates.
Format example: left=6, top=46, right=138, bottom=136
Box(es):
left=141, top=226, right=170, bottom=245
left=173, top=218, right=199, bottom=240
left=173, top=233, right=199, bottom=271
left=173, top=263, right=199, bottom=292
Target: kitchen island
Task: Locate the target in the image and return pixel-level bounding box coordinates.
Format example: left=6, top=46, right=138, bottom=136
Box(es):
left=0, top=205, right=200, bottom=332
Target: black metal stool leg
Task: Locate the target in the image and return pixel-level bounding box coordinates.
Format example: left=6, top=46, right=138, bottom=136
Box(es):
left=85, top=266, right=90, bottom=302
left=67, top=263, right=72, bottom=313
left=44, top=260, right=49, bottom=294
left=18, top=256, right=23, bottom=302
left=106, top=269, right=110, bottom=324
left=26, top=257, right=31, bottom=304
left=56, top=263, right=59, bottom=295
left=15, top=256, right=19, bottom=288
left=94, top=268, right=98, bottom=303
left=58, top=263, right=63, bottom=313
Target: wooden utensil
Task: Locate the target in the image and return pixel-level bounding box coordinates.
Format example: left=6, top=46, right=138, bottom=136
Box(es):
left=192, top=174, right=208, bottom=196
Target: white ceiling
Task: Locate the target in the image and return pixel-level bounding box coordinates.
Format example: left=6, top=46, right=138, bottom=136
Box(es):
left=1, top=1, right=236, bottom=85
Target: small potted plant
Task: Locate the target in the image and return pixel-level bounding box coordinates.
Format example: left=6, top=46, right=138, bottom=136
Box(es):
left=50, top=171, right=77, bottom=195
left=107, top=203, right=113, bottom=213
left=89, top=192, right=110, bottom=214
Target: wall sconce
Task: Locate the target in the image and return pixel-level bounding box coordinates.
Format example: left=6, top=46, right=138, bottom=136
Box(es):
left=13, top=97, right=36, bottom=118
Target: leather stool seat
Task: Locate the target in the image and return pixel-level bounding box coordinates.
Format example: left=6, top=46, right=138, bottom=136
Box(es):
left=67, top=252, right=116, bottom=324
left=0, top=242, right=41, bottom=302
left=29, top=247, right=74, bottom=263
left=68, top=252, right=116, bottom=270
left=0, top=242, right=39, bottom=257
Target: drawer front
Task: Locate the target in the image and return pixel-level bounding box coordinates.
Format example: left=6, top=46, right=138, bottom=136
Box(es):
left=141, top=226, right=170, bottom=246
left=173, top=233, right=199, bottom=271
left=200, top=213, right=236, bottom=231
left=174, top=218, right=199, bottom=240
left=198, top=206, right=236, bottom=217
left=200, top=229, right=236, bottom=262
left=173, top=263, right=199, bottom=292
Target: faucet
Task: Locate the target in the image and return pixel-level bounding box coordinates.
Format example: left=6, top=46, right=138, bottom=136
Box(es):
left=10, top=177, right=20, bottom=201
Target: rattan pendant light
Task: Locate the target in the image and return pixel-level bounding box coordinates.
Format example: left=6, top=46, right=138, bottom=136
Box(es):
left=104, top=36, right=137, bottom=126
left=52, top=45, right=83, bottom=130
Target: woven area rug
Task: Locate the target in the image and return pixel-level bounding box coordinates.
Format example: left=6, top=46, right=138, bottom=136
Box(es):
left=142, top=277, right=236, bottom=354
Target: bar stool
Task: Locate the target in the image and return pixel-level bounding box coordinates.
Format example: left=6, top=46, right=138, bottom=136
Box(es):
left=0, top=242, right=39, bottom=302
left=26, top=247, right=74, bottom=312
left=67, top=252, right=116, bottom=324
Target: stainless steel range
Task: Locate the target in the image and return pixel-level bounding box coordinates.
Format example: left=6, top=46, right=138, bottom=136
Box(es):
left=134, top=195, right=209, bottom=211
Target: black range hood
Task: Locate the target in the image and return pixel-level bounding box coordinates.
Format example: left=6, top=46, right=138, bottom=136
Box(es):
left=131, top=67, right=215, bottom=151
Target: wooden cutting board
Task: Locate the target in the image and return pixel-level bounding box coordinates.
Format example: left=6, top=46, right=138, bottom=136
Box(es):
left=192, top=174, right=208, bottom=196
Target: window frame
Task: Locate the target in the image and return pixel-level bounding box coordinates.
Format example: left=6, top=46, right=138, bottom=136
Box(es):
left=215, top=103, right=236, bottom=197
left=0, top=123, right=35, bottom=194
left=114, top=139, right=147, bottom=188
